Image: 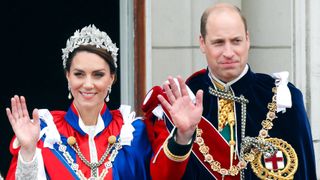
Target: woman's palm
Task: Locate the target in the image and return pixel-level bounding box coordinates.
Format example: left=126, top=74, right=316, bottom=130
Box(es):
left=6, top=96, right=40, bottom=150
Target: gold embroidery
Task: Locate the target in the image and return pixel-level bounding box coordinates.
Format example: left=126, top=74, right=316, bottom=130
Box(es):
left=163, top=139, right=192, bottom=162
left=218, top=99, right=234, bottom=131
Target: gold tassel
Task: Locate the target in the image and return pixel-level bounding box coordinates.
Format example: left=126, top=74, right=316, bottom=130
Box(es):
left=228, top=112, right=235, bottom=167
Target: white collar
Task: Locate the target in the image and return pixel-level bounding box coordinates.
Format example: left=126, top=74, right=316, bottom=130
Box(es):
left=208, top=64, right=249, bottom=91
left=78, top=115, right=105, bottom=137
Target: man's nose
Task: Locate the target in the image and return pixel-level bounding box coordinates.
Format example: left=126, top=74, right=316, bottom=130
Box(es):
left=223, top=43, right=234, bottom=58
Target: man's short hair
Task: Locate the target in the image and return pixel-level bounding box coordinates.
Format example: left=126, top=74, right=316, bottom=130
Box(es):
left=200, top=4, right=248, bottom=39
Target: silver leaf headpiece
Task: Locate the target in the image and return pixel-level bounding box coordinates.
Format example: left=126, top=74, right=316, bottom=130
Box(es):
left=62, top=24, right=118, bottom=69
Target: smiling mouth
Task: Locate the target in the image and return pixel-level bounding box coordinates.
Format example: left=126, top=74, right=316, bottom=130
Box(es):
left=80, top=92, right=96, bottom=98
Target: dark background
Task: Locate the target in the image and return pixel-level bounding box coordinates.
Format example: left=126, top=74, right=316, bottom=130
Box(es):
left=0, top=0, right=120, bottom=176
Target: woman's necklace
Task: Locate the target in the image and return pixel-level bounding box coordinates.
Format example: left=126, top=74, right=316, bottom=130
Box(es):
left=57, top=135, right=122, bottom=180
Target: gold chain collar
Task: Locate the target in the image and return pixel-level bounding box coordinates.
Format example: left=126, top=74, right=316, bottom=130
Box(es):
left=195, top=87, right=298, bottom=179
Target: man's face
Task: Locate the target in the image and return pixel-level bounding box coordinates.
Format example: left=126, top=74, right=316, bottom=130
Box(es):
left=199, top=10, right=250, bottom=82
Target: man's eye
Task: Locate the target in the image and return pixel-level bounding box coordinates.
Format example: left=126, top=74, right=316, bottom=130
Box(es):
left=233, top=39, right=242, bottom=44
left=212, top=41, right=223, bottom=46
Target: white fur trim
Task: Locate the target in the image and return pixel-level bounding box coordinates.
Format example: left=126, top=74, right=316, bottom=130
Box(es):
left=152, top=105, right=164, bottom=119
left=119, top=105, right=136, bottom=146
left=38, top=109, right=60, bottom=149
left=272, top=72, right=292, bottom=113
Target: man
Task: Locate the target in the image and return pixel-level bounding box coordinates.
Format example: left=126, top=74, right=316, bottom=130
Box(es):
left=143, top=3, right=317, bottom=180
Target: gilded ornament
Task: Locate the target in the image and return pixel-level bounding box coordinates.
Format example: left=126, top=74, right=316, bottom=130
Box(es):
left=219, top=168, right=228, bottom=176
left=261, top=119, right=273, bottom=130
left=196, top=128, right=203, bottom=135
left=108, top=135, right=117, bottom=144
left=228, top=113, right=235, bottom=125
left=67, top=136, right=76, bottom=145
left=196, top=137, right=204, bottom=146
left=251, top=138, right=298, bottom=180
left=207, top=84, right=298, bottom=179
left=239, top=161, right=247, bottom=168
left=211, top=161, right=221, bottom=171
left=272, top=95, right=277, bottom=102
left=229, top=140, right=236, bottom=146
left=229, top=165, right=239, bottom=176
left=259, top=129, right=268, bottom=138
left=199, top=145, right=209, bottom=154
left=244, top=153, right=255, bottom=162
left=267, top=102, right=277, bottom=112
left=267, top=112, right=276, bottom=120
left=204, top=154, right=213, bottom=163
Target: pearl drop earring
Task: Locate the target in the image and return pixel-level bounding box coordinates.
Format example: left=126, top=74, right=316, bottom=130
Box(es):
left=105, top=86, right=112, bottom=102
left=68, top=83, right=72, bottom=100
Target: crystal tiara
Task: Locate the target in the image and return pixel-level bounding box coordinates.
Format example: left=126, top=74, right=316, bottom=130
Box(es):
left=62, top=24, right=118, bottom=69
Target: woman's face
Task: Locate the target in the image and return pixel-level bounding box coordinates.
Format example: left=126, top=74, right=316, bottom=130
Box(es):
left=66, top=51, right=114, bottom=111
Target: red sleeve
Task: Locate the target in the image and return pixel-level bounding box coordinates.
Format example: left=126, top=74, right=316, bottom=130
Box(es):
left=142, top=86, right=190, bottom=180
left=6, top=156, right=18, bottom=180
left=6, top=136, right=20, bottom=180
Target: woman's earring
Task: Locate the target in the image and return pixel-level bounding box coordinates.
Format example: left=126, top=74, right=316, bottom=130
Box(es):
left=68, top=83, right=72, bottom=100
left=105, top=86, right=112, bottom=102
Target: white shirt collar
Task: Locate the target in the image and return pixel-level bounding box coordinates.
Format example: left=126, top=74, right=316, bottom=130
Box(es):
left=78, top=115, right=105, bottom=137
left=208, top=64, right=249, bottom=91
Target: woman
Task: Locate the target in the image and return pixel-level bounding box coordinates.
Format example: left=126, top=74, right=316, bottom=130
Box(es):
left=6, top=25, right=151, bottom=179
